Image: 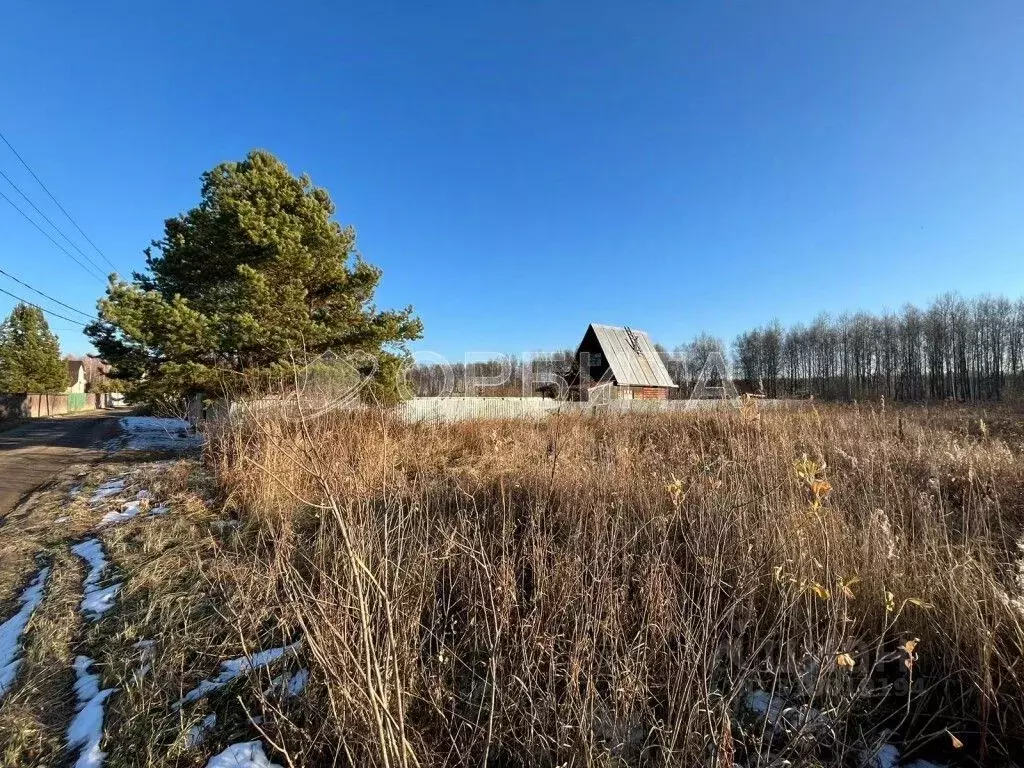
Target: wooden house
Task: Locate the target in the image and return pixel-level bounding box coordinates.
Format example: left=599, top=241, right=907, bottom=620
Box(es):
left=571, top=323, right=677, bottom=400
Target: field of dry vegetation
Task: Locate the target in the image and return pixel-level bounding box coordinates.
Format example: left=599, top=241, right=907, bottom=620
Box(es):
left=3, top=402, right=1024, bottom=768
left=204, top=401, right=1024, bottom=767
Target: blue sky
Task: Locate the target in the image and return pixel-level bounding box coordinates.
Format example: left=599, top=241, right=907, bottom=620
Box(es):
left=1, top=2, right=1023, bottom=360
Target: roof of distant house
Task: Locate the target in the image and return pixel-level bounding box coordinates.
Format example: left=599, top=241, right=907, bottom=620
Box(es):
left=577, top=323, right=677, bottom=388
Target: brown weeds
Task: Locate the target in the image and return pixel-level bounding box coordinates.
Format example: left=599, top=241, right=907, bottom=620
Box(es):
left=195, top=404, right=1024, bottom=765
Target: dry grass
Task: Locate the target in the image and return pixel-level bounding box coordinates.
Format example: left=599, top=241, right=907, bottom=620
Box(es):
left=0, top=547, right=84, bottom=767
left=3, top=404, right=1023, bottom=767
left=196, top=402, right=1024, bottom=767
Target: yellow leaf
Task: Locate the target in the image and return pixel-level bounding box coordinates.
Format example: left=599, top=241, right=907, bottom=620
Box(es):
left=809, top=583, right=831, bottom=600
left=837, top=576, right=860, bottom=599
left=836, top=652, right=856, bottom=669
left=811, top=479, right=832, bottom=497
left=884, top=590, right=895, bottom=613
left=906, top=597, right=934, bottom=609
left=947, top=731, right=964, bottom=749
left=903, top=638, right=919, bottom=655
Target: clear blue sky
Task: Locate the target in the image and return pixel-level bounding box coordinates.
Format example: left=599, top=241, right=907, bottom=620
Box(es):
left=2, top=1, right=1023, bottom=360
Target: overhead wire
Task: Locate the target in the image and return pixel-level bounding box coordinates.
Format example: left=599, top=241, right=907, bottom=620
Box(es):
left=0, top=285, right=87, bottom=327
left=0, top=266, right=94, bottom=320
left=0, top=168, right=108, bottom=277
left=0, top=129, right=119, bottom=273
left=0, top=186, right=106, bottom=281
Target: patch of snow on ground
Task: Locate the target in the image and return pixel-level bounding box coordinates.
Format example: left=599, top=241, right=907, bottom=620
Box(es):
left=205, top=741, right=281, bottom=768
left=71, top=540, right=120, bottom=620
left=175, top=642, right=302, bottom=708
left=284, top=668, right=309, bottom=696
left=265, top=668, right=309, bottom=698
left=55, top=516, right=70, bottom=524
left=149, top=504, right=171, bottom=516
left=861, top=742, right=901, bottom=768
left=67, top=655, right=117, bottom=768
left=744, top=689, right=831, bottom=738
left=98, top=500, right=144, bottom=528
left=119, top=417, right=203, bottom=452
left=185, top=712, right=218, bottom=748
left=133, top=639, right=155, bottom=681
left=89, top=479, right=126, bottom=503
left=0, top=566, right=50, bottom=700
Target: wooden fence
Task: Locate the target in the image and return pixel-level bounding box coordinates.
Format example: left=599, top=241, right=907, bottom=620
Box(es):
left=0, top=393, right=115, bottom=419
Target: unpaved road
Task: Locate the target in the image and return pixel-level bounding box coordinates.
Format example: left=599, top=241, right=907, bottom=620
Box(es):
left=0, top=411, right=122, bottom=516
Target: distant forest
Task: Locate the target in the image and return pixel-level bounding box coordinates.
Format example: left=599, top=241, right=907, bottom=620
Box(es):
left=407, top=293, right=1024, bottom=402
left=730, top=293, right=1024, bottom=401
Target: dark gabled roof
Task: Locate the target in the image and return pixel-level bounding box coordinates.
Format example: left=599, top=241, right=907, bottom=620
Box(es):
left=577, top=323, right=677, bottom=388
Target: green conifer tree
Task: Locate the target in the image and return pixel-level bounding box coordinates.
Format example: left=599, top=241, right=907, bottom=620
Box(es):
left=0, top=304, right=68, bottom=393
left=87, top=150, right=422, bottom=406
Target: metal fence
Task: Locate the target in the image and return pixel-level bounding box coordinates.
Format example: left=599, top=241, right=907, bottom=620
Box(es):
left=394, top=396, right=785, bottom=424
left=224, top=395, right=797, bottom=427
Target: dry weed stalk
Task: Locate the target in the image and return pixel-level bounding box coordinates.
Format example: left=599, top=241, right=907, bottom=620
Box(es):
left=204, top=402, right=1024, bottom=767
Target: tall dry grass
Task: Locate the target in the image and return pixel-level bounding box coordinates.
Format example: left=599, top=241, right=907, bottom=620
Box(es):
left=208, top=402, right=1024, bottom=767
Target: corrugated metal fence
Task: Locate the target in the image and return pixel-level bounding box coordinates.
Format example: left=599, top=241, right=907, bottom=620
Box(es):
left=394, top=396, right=776, bottom=424
left=227, top=396, right=795, bottom=426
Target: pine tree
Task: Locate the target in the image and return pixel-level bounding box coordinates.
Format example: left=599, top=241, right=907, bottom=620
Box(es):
left=87, top=150, right=423, bottom=406
left=0, top=304, right=68, bottom=393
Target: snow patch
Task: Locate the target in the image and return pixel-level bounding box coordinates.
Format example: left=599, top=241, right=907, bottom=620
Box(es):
left=149, top=504, right=171, bottom=516
left=283, top=667, right=309, bottom=696
left=71, top=539, right=120, bottom=620
left=133, top=639, right=155, bottom=681
left=185, top=712, right=217, bottom=748
left=119, top=417, right=203, bottom=452
left=175, top=642, right=302, bottom=708
left=265, top=668, right=309, bottom=699
left=67, top=655, right=117, bottom=768
left=861, top=738, right=947, bottom=768
left=89, top=479, right=126, bottom=503
left=98, top=500, right=144, bottom=528
left=0, top=566, right=50, bottom=701
left=204, top=741, right=281, bottom=768
left=744, top=689, right=831, bottom=738
left=861, top=742, right=901, bottom=768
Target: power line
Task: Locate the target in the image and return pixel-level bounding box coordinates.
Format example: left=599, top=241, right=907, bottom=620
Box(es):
left=0, top=187, right=106, bottom=281
left=0, top=168, right=108, bottom=277
left=0, top=266, right=94, bottom=320
left=0, top=285, right=86, bottom=327
left=0, top=129, right=118, bottom=273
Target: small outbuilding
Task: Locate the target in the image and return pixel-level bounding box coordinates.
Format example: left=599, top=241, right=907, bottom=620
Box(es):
left=571, top=323, right=677, bottom=400
left=65, top=359, right=87, bottom=394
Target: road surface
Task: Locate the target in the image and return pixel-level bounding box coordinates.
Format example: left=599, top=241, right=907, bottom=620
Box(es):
left=0, top=411, right=122, bottom=516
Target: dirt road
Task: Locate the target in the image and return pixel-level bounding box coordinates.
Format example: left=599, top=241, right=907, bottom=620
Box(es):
left=0, top=411, right=122, bottom=516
